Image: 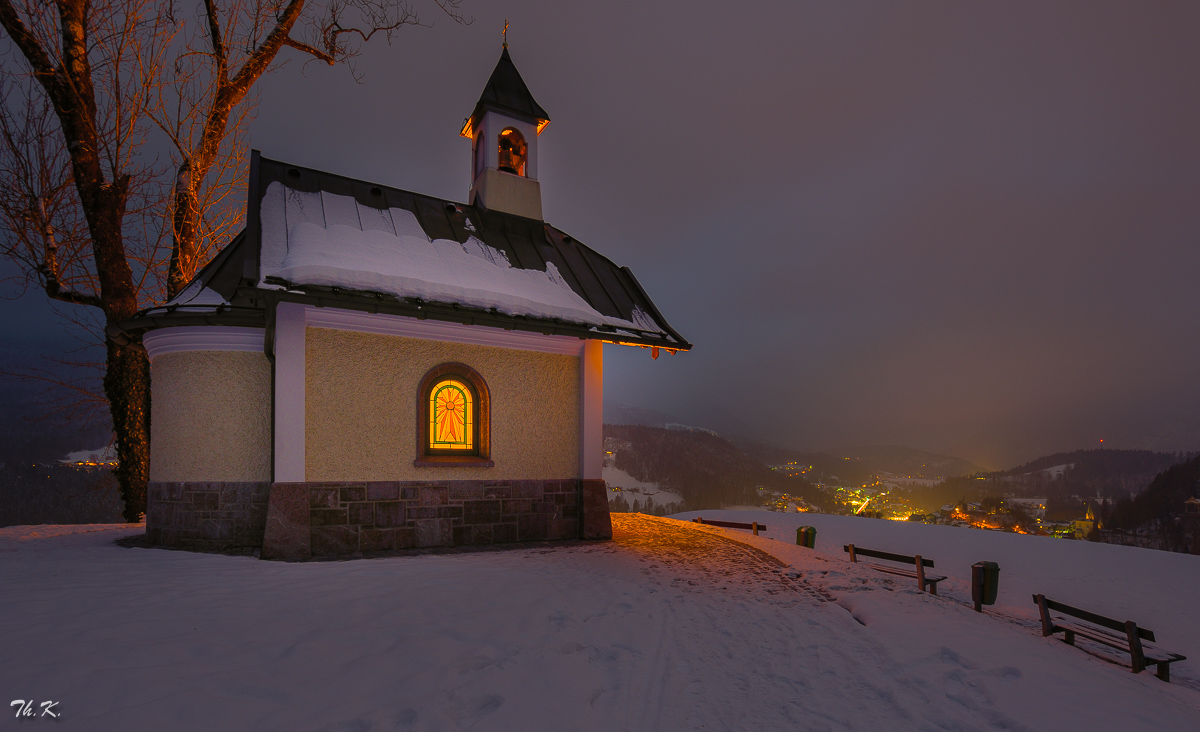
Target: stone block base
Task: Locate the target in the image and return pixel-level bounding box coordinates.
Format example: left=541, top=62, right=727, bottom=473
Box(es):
left=256, top=479, right=610, bottom=559
left=262, top=479, right=581, bottom=559
left=260, top=483, right=311, bottom=561
left=580, top=479, right=613, bottom=539
left=146, top=481, right=271, bottom=551
left=149, top=479, right=612, bottom=559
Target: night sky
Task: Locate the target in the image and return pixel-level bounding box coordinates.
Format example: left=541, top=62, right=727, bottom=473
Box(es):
left=3, top=1, right=1199, bottom=468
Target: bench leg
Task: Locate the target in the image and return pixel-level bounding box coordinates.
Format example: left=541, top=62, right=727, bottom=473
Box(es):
left=1125, top=621, right=1146, bottom=674
left=1156, top=662, right=1170, bottom=682
left=1064, top=629, right=1075, bottom=646
left=1034, top=594, right=1054, bottom=638
left=915, top=555, right=926, bottom=593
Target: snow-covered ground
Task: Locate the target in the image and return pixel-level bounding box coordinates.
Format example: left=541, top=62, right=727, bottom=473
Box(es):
left=2, top=516, right=1198, bottom=730
left=679, top=509, right=1200, bottom=686
left=59, top=445, right=117, bottom=466
left=603, top=466, right=684, bottom=506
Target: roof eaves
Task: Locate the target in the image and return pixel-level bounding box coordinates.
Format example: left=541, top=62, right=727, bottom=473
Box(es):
left=258, top=281, right=682, bottom=348
left=618, top=266, right=691, bottom=349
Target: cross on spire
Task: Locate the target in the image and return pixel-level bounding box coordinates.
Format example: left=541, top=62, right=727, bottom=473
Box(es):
left=503, top=19, right=509, bottom=48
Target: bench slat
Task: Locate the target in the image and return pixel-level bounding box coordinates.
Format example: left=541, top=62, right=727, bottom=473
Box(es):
left=1058, top=621, right=1127, bottom=645
left=1037, top=595, right=1155, bottom=641
left=865, top=564, right=947, bottom=583
left=695, top=519, right=768, bottom=531
left=1060, top=623, right=1133, bottom=652
left=1062, top=624, right=1185, bottom=662
left=843, top=545, right=935, bottom=567
left=1033, top=594, right=1185, bottom=682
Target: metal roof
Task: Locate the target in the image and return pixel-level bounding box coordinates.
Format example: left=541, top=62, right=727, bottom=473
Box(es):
left=113, top=154, right=690, bottom=352
left=460, top=47, right=550, bottom=137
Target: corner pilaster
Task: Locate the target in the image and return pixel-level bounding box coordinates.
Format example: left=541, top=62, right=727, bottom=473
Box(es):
left=274, top=302, right=307, bottom=482
left=581, top=339, right=603, bottom=480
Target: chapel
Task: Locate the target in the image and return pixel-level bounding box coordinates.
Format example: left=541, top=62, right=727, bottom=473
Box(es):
left=112, top=45, right=690, bottom=559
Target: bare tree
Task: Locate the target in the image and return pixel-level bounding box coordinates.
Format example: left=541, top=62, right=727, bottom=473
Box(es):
left=154, top=0, right=466, bottom=297
left=0, top=0, right=465, bottom=522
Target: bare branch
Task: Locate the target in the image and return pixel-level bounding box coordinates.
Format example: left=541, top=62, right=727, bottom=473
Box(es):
left=39, top=275, right=104, bottom=307
left=0, top=0, right=58, bottom=81
left=0, top=0, right=469, bottom=520
left=201, top=0, right=228, bottom=72
left=282, top=34, right=335, bottom=64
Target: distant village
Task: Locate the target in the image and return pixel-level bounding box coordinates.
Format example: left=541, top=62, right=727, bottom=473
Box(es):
left=761, top=461, right=1200, bottom=545
left=601, top=425, right=1200, bottom=554
left=760, top=470, right=1099, bottom=539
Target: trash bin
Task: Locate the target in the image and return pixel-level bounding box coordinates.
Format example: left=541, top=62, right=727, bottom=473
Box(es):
left=971, top=561, right=1000, bottom=611
left=796, top=526, right=816, bottom=548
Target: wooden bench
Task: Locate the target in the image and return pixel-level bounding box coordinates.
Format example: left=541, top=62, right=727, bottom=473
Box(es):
left=843, top=544, right=946, bottom=594
left=692, top=517, right=766, bottom=535
left=1033, top=594, right=1187, bottom=682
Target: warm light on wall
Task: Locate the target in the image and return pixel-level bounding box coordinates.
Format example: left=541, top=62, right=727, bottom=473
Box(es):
left=459, top=117, right=549, bottom=139
left=600, top=340, right=680, bottom=359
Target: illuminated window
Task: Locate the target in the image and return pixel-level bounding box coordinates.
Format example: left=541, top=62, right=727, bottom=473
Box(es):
left=429, top=378, right=474, bottom=451
left=416, top=363, right=492, bottom=466
left=497, top=127, right=527, bottom=176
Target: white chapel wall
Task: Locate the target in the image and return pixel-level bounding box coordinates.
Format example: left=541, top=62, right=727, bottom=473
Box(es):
left=304, top=327, right=580, bottom=482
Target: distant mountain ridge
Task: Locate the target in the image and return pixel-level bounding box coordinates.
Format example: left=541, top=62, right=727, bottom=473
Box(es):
left=603, top=424, right=816, bottom=510
left=739, top=442, right=982, bottom=484
left=1102, top=453, right=1200, bottom=554
left=999, top=449, right=1183, bottom=481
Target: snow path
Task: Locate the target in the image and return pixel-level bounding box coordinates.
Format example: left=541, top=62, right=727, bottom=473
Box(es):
left=1, top=516, right=1198, bottom=730
left=678, top=508, right=1200, bottom=689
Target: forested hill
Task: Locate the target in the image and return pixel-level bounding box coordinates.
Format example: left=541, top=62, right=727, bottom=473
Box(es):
left=995, top=449, right=1190, bottom=499
left=604, top=424, right=815, bottom=510
left=741, top=443, right=980, bottom=484
left=1001, top=449, right=1183, bottom=479
left=1105, top=455, right=1200, bottom=532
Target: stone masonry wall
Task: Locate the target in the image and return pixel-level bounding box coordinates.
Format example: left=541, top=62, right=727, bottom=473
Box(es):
left=146, top=481, right=271, bottom=550
left=304, top=479, right=582, bottom=556
left=148, top=479, right=612, bottom=558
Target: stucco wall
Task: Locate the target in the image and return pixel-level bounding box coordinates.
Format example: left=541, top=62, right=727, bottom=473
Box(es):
left=305, top=327, right=580, bottom=481
left=150, top=351, right=272, bottom=482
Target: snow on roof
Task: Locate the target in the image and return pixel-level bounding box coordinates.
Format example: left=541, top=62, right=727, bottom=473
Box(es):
left=258, top=181, right=653, bottom=332
left=116, top=155, right=690, bottom=351
left=165, top=277, right=230, bottom=308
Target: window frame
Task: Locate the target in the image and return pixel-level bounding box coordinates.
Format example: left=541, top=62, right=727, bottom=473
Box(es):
left=414, top=363, right=493, bottom=467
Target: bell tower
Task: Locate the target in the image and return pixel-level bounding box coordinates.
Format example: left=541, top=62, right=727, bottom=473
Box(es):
left=460, top=43, right=550, bottom=220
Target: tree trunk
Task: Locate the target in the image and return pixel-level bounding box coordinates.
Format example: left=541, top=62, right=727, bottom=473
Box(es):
left=167, top=163, right=199, bottom=299
left=104, top=339, right=151, bottom=522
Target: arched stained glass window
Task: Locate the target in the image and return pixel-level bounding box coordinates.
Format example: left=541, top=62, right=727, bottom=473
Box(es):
left=416, top=363, right=492, bottom=467
left=430, top=378, right=474, bottom=451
